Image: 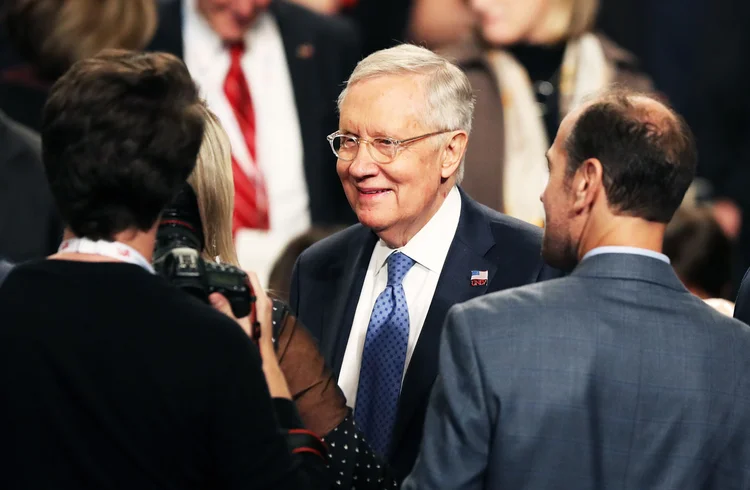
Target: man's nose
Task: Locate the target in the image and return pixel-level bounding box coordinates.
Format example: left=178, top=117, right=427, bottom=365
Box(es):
left=347, top=143, right=380, bottom=179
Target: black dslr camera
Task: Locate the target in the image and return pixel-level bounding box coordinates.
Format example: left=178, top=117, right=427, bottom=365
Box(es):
left=154, top=184, right=253, bottom=318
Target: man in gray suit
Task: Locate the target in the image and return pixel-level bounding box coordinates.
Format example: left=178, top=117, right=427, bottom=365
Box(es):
left=404, top=90, right=750, bottom=489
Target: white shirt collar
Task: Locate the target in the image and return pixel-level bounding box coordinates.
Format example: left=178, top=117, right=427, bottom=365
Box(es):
left=183, top=0, right=224, bottom=70
left=183, top=0, right=274, bottom=75
left=372, top=186, right=462, bottom=275
left=582, top=246, right=671, bottom=264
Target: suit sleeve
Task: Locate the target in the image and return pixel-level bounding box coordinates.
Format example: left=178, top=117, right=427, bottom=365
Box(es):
left=402, top=304, right=494, bottom=490
left=709, top=326, right=750, bottom=488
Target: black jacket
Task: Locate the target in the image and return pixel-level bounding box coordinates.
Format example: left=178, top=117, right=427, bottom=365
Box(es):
left=0, top=111, right=61, bottom=262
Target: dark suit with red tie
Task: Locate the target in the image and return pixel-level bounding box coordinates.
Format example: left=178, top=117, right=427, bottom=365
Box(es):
left=289, top=188, right=561, bottom=481
left=148, top=0, right=359, bottom=226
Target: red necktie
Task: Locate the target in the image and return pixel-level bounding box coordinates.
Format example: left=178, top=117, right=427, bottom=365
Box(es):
left=223, top=43, right=270, bottom=232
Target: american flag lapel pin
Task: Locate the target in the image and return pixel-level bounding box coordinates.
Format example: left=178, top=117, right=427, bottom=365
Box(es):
left=470, top=270, right=488, bottom=287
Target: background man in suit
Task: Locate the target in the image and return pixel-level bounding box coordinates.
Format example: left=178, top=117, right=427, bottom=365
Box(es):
left=148, top=0, right=360, bottom=284
left=290, top=44, right=559, bottom=482
left=405, top=90, right=750, bottom=490
left=0, top=110, right=61, bottom=262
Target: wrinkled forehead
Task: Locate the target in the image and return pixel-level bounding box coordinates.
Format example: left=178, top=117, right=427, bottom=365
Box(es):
left=338, top=74, right=429, bottom=136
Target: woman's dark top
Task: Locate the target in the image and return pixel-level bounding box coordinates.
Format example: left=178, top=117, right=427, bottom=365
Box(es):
left=324, top=414, right=399, bottom=489
left=0, top=260, right=328, bottom=490
left=509, top=42, right=566, bottom=142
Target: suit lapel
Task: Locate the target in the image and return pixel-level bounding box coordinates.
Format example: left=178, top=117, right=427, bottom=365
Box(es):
left=269, top=1, right=319, bottom=187
left=390, top=190, right=498, bottom=450
left=324, top=229, right=377, bottom=376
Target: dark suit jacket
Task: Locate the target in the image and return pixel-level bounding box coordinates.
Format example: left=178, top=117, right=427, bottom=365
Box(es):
left=148, top=0, right=359, bottom=225
left=406, top=253, right=750, bottom=489
left=289, top=188, right=560, bottom=481
left=0, top=111, right=61, bottom=262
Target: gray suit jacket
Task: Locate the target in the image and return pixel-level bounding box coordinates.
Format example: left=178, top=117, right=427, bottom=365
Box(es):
left=404, top=253, right=750, bottom=490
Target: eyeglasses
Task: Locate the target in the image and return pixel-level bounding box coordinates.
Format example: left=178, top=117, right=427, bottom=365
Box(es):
left=326, top=130, right=450, bottom=164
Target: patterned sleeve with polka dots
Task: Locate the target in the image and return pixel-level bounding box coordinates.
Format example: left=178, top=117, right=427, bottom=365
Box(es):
left=323, top=412, right=400, bottom=489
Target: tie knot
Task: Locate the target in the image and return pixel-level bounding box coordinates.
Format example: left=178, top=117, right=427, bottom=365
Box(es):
left=227, top=42, right=245, bottom=61
left=386, top=252, right=415, bottom=286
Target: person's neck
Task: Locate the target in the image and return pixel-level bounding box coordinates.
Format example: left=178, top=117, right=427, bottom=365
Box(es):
left=52, top=227, right=157, bottom=263
left=577, top=216, right=666, bottom=261
left=376, top=185, right=452, bottom=249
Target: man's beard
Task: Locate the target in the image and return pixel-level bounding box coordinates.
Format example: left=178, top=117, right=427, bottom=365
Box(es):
left=541, top=228, right=579, bottom=273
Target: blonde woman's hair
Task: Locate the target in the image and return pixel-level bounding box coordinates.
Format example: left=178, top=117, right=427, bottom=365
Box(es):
left=539, top=0, right=599, bottom=44
left=337, top=44, right=475, bottom=183
left=188, top=106, right=239, bottom=266
left=3, top=0, right=158, bottom=79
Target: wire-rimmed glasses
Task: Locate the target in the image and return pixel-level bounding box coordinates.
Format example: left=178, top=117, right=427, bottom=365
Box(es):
left=326, top=130, right=450, bottom=164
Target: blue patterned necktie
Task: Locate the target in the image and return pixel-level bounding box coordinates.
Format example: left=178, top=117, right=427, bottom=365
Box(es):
left=355, top=251, right=416, bottom=457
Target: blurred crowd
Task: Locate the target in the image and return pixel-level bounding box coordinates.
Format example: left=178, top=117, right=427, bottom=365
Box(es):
left=2, top=1, right=750, bottom=489
left=1, top=0, right=748, bottom=300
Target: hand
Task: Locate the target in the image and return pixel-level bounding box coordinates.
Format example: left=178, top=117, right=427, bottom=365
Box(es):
left=210, top=271, right=292, bottom=400
left=712, top=199, right=742, bottom=239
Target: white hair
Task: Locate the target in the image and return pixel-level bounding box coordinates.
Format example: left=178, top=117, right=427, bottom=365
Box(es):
left=337, top=44, right=475, bottom=183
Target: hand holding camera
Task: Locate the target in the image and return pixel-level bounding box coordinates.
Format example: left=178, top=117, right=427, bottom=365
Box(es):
left=153, top=185, right=252, bottom=318
left=210, top=271, right=292, bottom=400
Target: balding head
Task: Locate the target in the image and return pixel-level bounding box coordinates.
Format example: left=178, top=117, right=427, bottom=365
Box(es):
left=563, top=90, right=696, bottom=223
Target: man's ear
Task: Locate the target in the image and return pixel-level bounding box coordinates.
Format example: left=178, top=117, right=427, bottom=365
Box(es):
left=571, top=158, right=603, bottom=213
left=440, top=131, right=468, bottom=180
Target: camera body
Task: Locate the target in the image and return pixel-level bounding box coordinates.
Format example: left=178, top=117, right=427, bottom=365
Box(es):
left=154, top=184, right=253, bottom=318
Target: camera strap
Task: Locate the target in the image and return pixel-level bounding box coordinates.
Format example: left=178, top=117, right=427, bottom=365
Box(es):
left=58, top=238, right=155, bottom=274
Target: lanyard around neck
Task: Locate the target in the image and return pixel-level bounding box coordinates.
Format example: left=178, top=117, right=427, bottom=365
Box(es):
left=58, top=237, right=155, bottom=274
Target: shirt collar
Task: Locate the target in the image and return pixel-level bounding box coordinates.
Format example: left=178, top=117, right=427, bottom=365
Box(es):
left=183, top=0, right=225, bottom=66
left=372, top=186, right=462, bottom=275
left=183, top=0, right=273, bottom=73
left=582, top=246, right=671, bottom=264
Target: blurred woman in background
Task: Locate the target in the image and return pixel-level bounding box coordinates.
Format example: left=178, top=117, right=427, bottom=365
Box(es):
left=440, top=0, right=652, bottom=225
left=0, top=0, right=156, bottom=262
left=0, top=0, right=157, bottom=130
left=664, top=202, right=735, bottom=316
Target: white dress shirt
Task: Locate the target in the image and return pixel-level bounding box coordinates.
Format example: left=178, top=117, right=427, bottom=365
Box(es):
left=339, top=186, right=462, bottom=409
left=183, top=0, right=311, bottom=286
left=582, top=246, right=671, bottom=264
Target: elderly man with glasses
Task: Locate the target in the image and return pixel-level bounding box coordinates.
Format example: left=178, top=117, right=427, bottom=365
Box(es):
left=290, top=44, right=560, bottom=482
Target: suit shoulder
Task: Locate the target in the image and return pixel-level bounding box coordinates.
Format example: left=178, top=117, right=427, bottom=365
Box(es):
left=467, top=195, right=545, bottom=258
left=465, top=275, right=572, bottom=312
left=298, top=223, right=369, bottom=265
left=487, top=208, right=543, bottom=244
left=273, top=2, right=359, bottom=43
left=462, top=193, right=543, bottom=242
